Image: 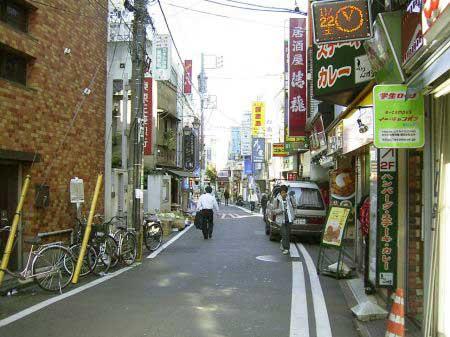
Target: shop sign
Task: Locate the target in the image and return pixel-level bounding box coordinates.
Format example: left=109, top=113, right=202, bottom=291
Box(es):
left=311, top=0, right=373, bottom=44
left=422, top=0, right=450, bottom=36
left=273, top=143, right=288, bottom=157
left=244, top=156, right=253, bottom=175
left=313, top=41, right=373, bottom=100
left=322, top=206, right=351, bottom=247
left=287, top=172, right=298, bottom=181
left=252, top=138, right=265, bottom=163
left=310, top=116, right=327, bottom=155
left=288, top=18, right=307, bottom=137
left=402, top=0, right=423, bottom=65
left=183, top=130, right=195, bottom=171
left=143, top=77, right=153, bottom=155
left=376, top=148, right=398, bottom=288
left=285, top=141, right=309, bottom=154
left=327, top=122, right=344, bottom=155
left=343, top=106, right=374, bottom=154
left=183, top=60, right=192, bottom=94
left=251, top=102, right=266, bottom=137
left=241, top=113, right=252, bottom=156
left=364, top=13, right=405, bottom=84
left=153, top=34, right=171, bottom=81
left=373, top=85, right=425, bottom=148
left=283, top=155, right=297, bottom=171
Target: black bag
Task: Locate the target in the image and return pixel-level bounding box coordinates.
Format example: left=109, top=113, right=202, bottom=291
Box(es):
left=194, top=211, right=204, bottom=230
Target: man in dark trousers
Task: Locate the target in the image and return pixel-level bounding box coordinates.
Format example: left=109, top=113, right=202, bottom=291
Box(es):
left=224, top=189, right=230, bottom=206
left=197, top=186, right=220, bottom=239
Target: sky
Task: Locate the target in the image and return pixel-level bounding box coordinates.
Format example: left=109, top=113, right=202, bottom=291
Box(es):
left=147, top=0, right=308, bottom=170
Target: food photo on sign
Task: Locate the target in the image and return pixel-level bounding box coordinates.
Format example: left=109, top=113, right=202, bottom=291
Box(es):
left=322, top=206, right=351, bottom=246
left=330, top=168, right=356, bottom=203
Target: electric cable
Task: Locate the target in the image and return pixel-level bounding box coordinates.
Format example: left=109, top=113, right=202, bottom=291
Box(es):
left=200, top=0, right=307, bottom=15
left=218, top=0, right=297, bottom=11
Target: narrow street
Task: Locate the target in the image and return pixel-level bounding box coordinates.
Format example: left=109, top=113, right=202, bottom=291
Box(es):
left=0, top=206, right=357, bottom=337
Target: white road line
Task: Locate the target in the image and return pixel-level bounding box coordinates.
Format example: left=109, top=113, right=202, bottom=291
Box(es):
left=290, top=243, right=300, bottom=258
left=146, top=224, right=193, bottom=259
left=221, top=213, right=226, bottom=219
left=0, top=266, right=135, bottom=328
left=297, top=243, right=333, bottom=337
left=291, top=262, right=309, bottom=337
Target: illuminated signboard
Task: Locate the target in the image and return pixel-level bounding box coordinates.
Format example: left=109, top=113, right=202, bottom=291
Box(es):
left=312, top=0, right=373, bottom=44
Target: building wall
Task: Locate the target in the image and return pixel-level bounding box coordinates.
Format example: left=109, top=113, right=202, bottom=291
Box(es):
left=0, top=1, right=107, bottom=237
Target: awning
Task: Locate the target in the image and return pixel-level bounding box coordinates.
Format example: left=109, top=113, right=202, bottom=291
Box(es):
left=166, top=169, right=196, bottom=178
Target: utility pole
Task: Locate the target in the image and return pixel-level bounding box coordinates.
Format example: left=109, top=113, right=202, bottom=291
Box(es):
left=198, top=53, right=207, bottom=188
left=119, top=73, right=128, bottom=216
left=128, top=0, right=147, bottom=230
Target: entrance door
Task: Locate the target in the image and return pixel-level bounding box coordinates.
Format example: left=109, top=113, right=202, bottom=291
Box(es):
left=0, top=164, right=19, bottom=270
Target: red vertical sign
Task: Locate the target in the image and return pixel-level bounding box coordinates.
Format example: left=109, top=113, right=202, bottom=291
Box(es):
left=143, top=77, right=153, bottom=155
left=288, top=18, right=307, bottom=137
left=183, top=60, right=192, bottom=94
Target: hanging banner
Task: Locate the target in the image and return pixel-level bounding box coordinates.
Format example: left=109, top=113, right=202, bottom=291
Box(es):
left=373, top=85, right=425, bottom=148
left=376, top=148, right=398, bottom=288
left=153, top=34, right=171, bottom=81
left=288, top=18, right=307, bottom=138
left=244, top=156, right=253, bottom=175
left=402, top=0, right=423, bottom=65
left=252, top=138, right=265, bottom=163
left=251, top=102, right=266, bottom=137
left=183, top=60, right=192, bottom=94
left=311, top=0, right=373, bottom=44
left=143, top=77, right=153, bottom=155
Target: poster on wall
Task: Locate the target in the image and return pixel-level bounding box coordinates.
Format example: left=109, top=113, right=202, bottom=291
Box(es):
left=322, top=206, right=351, bottom=247
left=373, top=85, right=425, bottom=148
left=288, top=18, right=307, bottom=138
left=376, top=148, right=398, bottom=288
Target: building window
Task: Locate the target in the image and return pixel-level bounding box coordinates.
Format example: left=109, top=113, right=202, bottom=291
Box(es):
left=0, top=0, right=28, bottom=32
left=0, top=47, right=27, bottom=85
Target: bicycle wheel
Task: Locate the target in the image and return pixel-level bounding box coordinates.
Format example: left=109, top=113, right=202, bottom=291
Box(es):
left=144, top=224, right=163, bottom=251
left=107, top=234, right=119, bottom=269
left=64, top=244, right=97, bottom=277
left=33, top=245, right=73, bottom=292
left=92, top=236, right=117, bottom=276
left=121, top=232, right=137, bottom=266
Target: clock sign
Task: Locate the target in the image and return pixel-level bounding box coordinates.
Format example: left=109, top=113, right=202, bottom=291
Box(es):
left=312, top=0, right=373, bottom=44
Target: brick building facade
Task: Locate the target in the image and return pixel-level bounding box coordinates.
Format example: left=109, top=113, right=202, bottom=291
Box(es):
left=0, top=1, right=107, bottom=268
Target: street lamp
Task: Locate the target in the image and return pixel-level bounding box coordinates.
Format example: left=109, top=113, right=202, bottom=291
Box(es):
left=192, top=118, right=200, bottom=130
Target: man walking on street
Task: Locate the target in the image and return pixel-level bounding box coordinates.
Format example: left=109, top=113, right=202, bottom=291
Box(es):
left=273, top=185, right=295, bottom=255
left=249, top=190, right=258, bottom=212
left=197, top=186, right=219, bottom=239
left=224, top=189, right=230, bottom=206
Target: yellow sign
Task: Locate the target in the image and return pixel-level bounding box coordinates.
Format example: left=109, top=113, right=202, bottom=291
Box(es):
left=272, top=143, right=288, bottom=157
left=322, top=206, right=351, bottom=247
left=252, top=102, right=266, bottom=136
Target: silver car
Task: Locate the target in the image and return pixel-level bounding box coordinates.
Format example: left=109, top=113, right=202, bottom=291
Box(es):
left=265, top=181, right=327, bottom=241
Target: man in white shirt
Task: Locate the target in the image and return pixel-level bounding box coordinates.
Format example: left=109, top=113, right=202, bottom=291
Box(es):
left=197, top=186, right=219, bottom=239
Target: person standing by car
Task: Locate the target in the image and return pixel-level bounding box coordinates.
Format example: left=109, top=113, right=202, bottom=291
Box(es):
left=273, top=185, right=295, bottom=255
left=224, top=189, right=230, bottom=206
left=260, top=192, right=268, bottom=220
left=197, top=186, right=219, bottom=239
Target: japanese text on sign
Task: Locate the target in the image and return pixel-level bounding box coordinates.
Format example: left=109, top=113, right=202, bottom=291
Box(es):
left=288, top=18, right=307, bottom=138
left=143, top=77, right=153, bottom=155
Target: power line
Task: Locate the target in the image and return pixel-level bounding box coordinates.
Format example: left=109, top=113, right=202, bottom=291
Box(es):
left=166, top=3, right=286, bottom=28
left=201, top=0, right=306, bottom=15
left=220, top=0, right=297, bottom=11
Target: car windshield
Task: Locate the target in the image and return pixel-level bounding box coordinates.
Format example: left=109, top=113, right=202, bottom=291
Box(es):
left=289, top=187, right=324, bottom=210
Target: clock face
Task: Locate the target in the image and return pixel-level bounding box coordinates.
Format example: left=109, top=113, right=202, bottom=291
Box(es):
left=335, top=6, right=364, bottom=33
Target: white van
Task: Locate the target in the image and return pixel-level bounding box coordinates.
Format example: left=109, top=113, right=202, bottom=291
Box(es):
left=265, top=181, right=327, bottom=241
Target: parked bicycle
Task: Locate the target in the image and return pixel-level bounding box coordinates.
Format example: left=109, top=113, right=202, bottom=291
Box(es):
left=110, top=218, right=137, bottom=267
left=1, top=226, right=74, bottom=292
left=143, top=212, right=163, bottom=251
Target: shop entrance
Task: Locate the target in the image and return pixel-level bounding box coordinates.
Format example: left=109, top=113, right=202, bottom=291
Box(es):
left=0, top=163, right=19, bottom=271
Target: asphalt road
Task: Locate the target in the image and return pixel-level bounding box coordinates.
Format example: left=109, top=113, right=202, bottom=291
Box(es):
left=0, top=205, right=359, bottom=337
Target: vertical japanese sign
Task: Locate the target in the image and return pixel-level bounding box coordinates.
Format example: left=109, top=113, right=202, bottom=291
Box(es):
left=244, top=156, right=253, bottom=175
left=251, top=102, right=266, bottom=137
left=143, top=77, right=153, bottom=155
left=241, top=113, right=252, bottom=156
left=288, top=18, right=307, bottom=138
left=377, top=148, right=398, bottom=288
left=183, top=130, right=195, bottom=171
left=252, top=138, right=265, bottom=163
left=183, top=60, right=192, bottom=94
left=153, top=34, right=171, bottom=81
